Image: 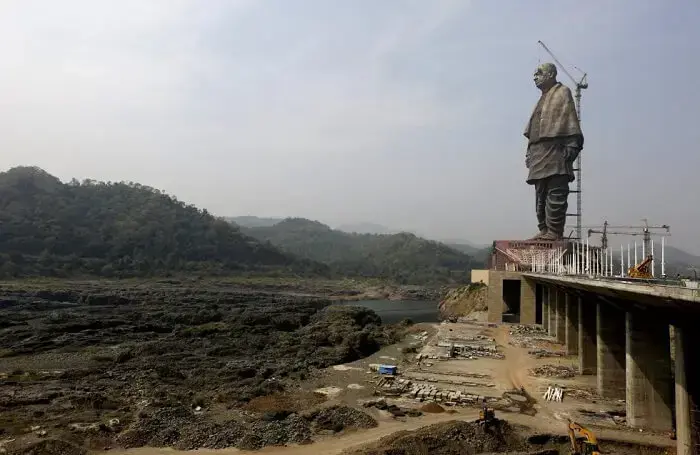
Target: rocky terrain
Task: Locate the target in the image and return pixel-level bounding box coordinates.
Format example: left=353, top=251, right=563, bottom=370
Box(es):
left=437, top=282, right=488, bottom=320
left=0, top=280, right=403, bottom=453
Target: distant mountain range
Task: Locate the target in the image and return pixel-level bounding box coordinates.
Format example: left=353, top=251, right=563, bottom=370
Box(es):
left=234, top=218, right=476, bottom=284
left=225, top=216, right=700, bottom=277
left=225, top=216, right=284, bottom=228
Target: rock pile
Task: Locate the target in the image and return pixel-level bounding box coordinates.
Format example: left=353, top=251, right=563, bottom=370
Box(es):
left=527, top=348, right=566, bottom=358
left=509, top=325, right=547, bottom=335
left=114, top=404, right=377, bottom=451
left=530, top=365, right=576, bottom=378
left=361, top=399, right=422, bottom=418
left=345, top=420, right=529, bottom=455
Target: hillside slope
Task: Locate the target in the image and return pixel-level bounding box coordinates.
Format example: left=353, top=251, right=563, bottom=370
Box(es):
left=242, top=218, right=473, bottom=284
left=0, top=167, right=324, bottom=278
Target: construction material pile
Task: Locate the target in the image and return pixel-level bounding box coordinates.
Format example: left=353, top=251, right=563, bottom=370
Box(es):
left=527, top=348, right=567, bottom=358
left=509, top=325, right=547, bottom=335
left=530, top=364, right=576, bottom=378
left=376, top=378, right=491, bottom=407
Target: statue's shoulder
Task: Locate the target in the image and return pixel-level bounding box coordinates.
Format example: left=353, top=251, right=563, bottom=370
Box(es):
left=554, top=82, right=572, bottom=94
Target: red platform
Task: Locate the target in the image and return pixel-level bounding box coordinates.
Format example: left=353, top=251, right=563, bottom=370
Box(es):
left=488, top=239, right=572, bottom=272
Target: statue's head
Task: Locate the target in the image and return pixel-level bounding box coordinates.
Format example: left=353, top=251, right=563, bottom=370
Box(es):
left=534, top=63, right=557, bottom=90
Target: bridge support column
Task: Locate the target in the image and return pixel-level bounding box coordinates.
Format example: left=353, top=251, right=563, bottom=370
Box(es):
left=565, top=293, right=578, bottom=355
left=520, top=279, right=536, bottom=324
left=541, top=287, right=550, bottom=331
left=625, top=311, right=673, bottom=431
left=674, top=325, right=700, bottom=455
left=555, top=289, right=566, bottom=344
left=597, top=302, right=626, bottom=399
left=547, top=287, right=555, bottom=337
left=578, top=296, right=597, bottom=375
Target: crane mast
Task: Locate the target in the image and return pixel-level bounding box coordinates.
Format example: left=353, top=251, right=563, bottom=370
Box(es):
left=537, top=41, right=588, bottom=241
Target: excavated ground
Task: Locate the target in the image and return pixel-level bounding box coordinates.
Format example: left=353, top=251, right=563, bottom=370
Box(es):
left=0, top=280, right=406, bottom=454
left=343, top=420, right=672, bottom=455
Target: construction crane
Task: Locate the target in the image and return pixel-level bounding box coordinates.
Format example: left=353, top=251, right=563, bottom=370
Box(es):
left=586, top=220, right=670, bottom=278
left=537, top=40, right=588, bottom=242
left=586, top=219, right=670, bottom=252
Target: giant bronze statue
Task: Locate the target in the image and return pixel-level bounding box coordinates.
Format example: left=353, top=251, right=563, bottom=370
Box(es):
left=524, top=63, right=583, bottom=241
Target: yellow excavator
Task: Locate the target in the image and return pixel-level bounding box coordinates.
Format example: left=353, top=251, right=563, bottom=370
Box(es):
left=628, top=255, right=653, bottom=279
left=567, top=420, right=600, bottom=455
left=476, top=405, right=497, bottom=430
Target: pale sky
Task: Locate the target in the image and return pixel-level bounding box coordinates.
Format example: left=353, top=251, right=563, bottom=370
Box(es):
left=1, top=1, right=699, bottom=253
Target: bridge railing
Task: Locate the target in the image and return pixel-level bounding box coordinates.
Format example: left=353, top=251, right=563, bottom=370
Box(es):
left=528, top=239, right=667, bottom=279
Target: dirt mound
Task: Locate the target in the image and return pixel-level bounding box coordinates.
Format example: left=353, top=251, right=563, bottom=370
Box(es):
left=115, top=404, right=375, bottom=451
left=306, top=405, right=378, bottom=433
left=8, top=439, right=86, bottom=455
left=345, top=420, right=528, bottom=455
left=244, top=391, right=327, bottom=413
left=438, top=283, right=488, bottom=320
left=420, top=402, right=445, bottom=413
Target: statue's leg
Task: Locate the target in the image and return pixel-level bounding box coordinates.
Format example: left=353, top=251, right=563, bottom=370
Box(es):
left=531, top=179, right=547, bottom=239
left=544, top=175, right=570, bottom=239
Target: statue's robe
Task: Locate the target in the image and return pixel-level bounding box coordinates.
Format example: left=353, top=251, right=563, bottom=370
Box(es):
left=524, top=82, right=583, bottom=184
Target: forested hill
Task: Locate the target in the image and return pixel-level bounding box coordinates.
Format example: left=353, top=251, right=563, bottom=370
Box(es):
left=0, top=167, right=325, bottom=278
left=240, top=218, right=474, bottom=284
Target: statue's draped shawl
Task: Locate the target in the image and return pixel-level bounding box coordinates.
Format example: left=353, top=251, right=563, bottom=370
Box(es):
left=524, top=82, right=583, bottom=148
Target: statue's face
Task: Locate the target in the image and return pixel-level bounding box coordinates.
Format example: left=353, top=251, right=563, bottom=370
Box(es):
left=533, top=65, right=555, bottom=89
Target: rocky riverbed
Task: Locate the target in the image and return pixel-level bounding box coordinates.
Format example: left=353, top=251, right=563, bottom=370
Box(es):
left=0, top=280, right=407, bottom=454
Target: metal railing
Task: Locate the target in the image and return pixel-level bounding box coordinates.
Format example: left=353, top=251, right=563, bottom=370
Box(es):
left=529, top=238, right=668, bottom=278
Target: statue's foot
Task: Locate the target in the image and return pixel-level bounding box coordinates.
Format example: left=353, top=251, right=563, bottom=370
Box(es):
left=529, top=230, right=547, bottom=240
left=539, top=231, right=562, bottom=241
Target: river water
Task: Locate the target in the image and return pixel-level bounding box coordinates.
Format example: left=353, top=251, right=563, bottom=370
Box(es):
left=336, top=300, right=438, bottom=324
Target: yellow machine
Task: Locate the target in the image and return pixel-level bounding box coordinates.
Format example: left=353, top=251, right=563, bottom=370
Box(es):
left=567, top=420, right=600, bottom=455
left=628, top=255, right=653, bottom=279
left=476, top=406, right=497, bottom=430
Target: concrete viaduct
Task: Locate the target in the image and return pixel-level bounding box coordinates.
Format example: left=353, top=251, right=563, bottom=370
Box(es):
left=480, top=268, right=700, bottom=455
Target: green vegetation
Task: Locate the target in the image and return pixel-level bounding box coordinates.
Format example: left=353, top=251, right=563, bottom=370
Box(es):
left=240, top=218, right=474, bottom=284
left=0, top=166, right=326, bottom=278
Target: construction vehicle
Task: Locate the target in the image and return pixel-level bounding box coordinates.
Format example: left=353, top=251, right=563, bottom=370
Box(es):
left=567, top=420, right=600, bottom=455
left=628, top=255, right=653, bottom=279
left=476, top=405, right=497, bottom=430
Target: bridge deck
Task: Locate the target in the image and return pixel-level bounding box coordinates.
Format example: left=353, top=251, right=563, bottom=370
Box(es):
left=523, top=273, right=700, bottom=311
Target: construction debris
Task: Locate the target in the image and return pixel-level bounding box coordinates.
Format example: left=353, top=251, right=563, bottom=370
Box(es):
left=527, top=348, right=566, bottom=358
left=375, top=377, right=491, bottom=406
left=530, top=365, right=576, bottom=378
left=509, top=325, right=547, bottom=335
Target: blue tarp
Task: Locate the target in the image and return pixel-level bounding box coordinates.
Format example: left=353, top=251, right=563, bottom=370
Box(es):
left=378, top=364, right=397, bottom=375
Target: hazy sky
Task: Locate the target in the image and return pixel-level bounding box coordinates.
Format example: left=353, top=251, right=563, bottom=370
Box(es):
left=1, top=1, right=699, bottom=253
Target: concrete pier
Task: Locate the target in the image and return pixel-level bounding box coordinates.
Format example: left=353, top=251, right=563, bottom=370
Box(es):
left=542, top=287, right=550, bottom=331
left=578, top=296, right=597, bottom=375
left=520, top=279, right=536, bottom=324
left=548, top=287, right=555, bottom=337
left=597, top=303, right=626, bottom=399
left=555, top=289, right=566, bottom=344
left=625, top=311, right=673, bottom=431
left=674, top=325, right=700, bottom=455
left=565, top=293, right=578, bottom=355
